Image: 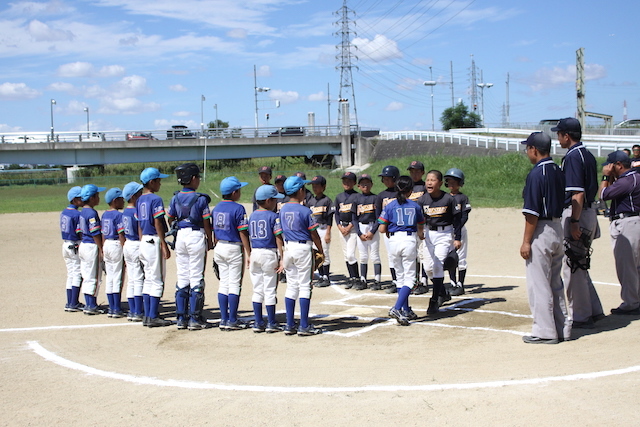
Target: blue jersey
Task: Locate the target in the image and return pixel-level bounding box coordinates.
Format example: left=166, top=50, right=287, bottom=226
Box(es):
left=561, top=142, right=598, bottom=207
left=79, top=207, right=102, bottom=244
left=279, top=202, right=318, bottom=242
left=60, top=205, right=81, bottom=241
left=102, top=209, right=124, bottom=240
left=136, top=193, right=166, bottom=235
left=122, top=206, right=140, bottom=241
left=248, top=209, right=283, bottom=249
left=378, top=199, right=425, bottom=233
left=167, top=189, right=211, bottom=230
left=212, top=200, right=248, bottom=242
left=522, top=157, right=565, bottom=219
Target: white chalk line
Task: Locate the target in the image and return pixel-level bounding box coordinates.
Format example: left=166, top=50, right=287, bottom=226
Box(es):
left=27, top=340, right=640, bottom=393
left=0, top=323, right=137, bottom=333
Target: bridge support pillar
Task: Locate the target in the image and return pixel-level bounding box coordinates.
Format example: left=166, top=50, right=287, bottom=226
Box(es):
left=66, top=165, right=82, bottom=184
left=340, top=101, right=352, bottom=168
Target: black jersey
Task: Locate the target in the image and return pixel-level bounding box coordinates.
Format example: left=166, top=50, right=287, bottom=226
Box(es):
left=356, top=192, right=377, bottom=235
left=409, top=180, right=426, bottom=202
left=334, top=189, right=359, bottom=225
left=275, top=193, right=290, bottom=213
left=418, top=191, right=462, bottom=240
left=451, top=192, right=471, bottom=228
left=308, top=194, right=334, bottom=226
left=373, top=187, right=397, bottom=235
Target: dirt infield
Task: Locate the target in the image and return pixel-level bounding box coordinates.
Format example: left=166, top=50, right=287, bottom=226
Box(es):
left=1, top=208, right=639, bottom=425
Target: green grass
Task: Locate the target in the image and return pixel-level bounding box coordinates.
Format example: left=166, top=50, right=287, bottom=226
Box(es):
left=0, top=153, right=576, bottom=214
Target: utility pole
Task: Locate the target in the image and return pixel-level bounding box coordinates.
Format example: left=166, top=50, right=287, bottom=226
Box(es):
left=327, top=83, right=331, bottom=130
left=576, top=48, right=586, bottom=130
left=334, top=0, right=359, bottom=131
left=450, top=61, right=455, bottom=108
left=470, top=55, right=478, bottom=113
left=505, top=72, right=510, bottom=127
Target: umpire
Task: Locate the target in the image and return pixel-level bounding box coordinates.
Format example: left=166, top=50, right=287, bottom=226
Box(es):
left=520, top=132, right=570, bottom=344
left=599, top=150, right=640, bottom=315
left=552, top=117, right=604, bottom=328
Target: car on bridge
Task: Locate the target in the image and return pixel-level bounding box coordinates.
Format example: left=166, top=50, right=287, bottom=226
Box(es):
left=81, top=132, right=106, bottom=142
left=268, top=126, right=305, bottom=137
left=126, top=132, right=157, bottom=141
left=167, top=125, right=195, bottom=139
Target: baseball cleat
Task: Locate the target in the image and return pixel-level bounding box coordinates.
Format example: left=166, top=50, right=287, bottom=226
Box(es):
left=218, top=319, right=228, bottom=331
left=369, top=281, right=382, bottom=291
left=265, top=322, right=283, bottom=333
left=388, top=307, right=410, bottom=326
left=385, top=286, right=398, bottom=294
left=522, top=336, right=559, bottom=345
left=403, top=307, right=418, bottom=321
left=449, top=285, right=465, bottom=296
left=146, top=317, right=172, bottom=328
left=283, top=324, right=297, bottom=335
left=297, top=325, right=323, bottom=336
left=65, top=303, right=84, bottom=312
left=412, top=285, right=428, bottom=295
left=226, top=319, right=249, bottom=331
left=252, top=322, right=266, bottom=333
left=610, top=307, right=640, bottom=315
left=110, top=311, right=125, bottom=319
left=176, top=317, right=189, bottom=330
left=188, top=318, right=211, bottom=330
left=83, top=306, right=103, bottom=315
left=345, top=278, right=355, bottom=289
left=131, top=314, right=143, bottom=322
left=426, top=300, right=439, bottom=316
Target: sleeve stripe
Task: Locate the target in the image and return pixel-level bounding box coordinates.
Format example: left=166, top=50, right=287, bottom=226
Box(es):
left=522, top=209, right=540, bottom=216
left=153, top=211, right=165, bottom=218
left=308, top=224, right=319, bottom=231
left=237, top=224, right=248, bottom=231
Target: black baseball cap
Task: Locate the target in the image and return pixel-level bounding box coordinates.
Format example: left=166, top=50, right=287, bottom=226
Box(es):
left=551, top=117, right=581, bottom=133
left=310, top=175, right=326, bottom=185
left=602, top=150, right=630, bottom=166
left=407, top=160, right=425, bottom=171
left=521, top=132, right=551, bottom=151
left=274, top=174, right=287, bottom=183
left=294, top=171, right=307, bottom=179
left=258, top=166, right=272, bottom=175
left=341, top=172, right=357, bottom=181
left=357, top=173, right=373, bottom=184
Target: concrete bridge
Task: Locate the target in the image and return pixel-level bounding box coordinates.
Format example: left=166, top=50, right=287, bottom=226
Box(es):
left=0, top=135, right=359, bottom=167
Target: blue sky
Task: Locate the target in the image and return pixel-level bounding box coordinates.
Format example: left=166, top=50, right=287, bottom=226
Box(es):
left=0, top=0, right=638, bottom=134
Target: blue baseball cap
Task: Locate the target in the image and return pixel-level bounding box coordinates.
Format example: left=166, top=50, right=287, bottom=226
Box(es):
left=140, top=167, right=170, bottom=184
left=80, top=184, right=106, bottom=202
left=602, top=150, right=630, bottom=166
left=122, top=181, right=144, bottom=202
left=284, top=175, right=311, bottom=196
left=220, top=176, right=248, bottom=196
left=255, top=184, right=285, bottom=201
left=105, top=187, right=123, bottom=204
left=67, top=186, right=82, bottom=202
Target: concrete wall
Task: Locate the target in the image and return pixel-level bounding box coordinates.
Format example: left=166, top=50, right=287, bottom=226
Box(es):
left=371, top=138, right=513, bottom=162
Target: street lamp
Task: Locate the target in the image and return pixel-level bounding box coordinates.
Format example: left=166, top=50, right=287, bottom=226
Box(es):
left=423, top=67, right=437, bottom=131
left=254, top=65, right=270, bottom=136
left=213, top=103, right=218, bottom=133
left=83, top=107, right=89, bottom=136
left=50, top=99, right=56, bottom=141
left=476, top=82, right=493, bottom=126
left=201, top=95, right=206, bottom=181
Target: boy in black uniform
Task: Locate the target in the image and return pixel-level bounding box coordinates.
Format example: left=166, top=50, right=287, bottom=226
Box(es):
left=308, top=175, right=334, bottom=287
left=335, top=172, right=362, bottom=289
left=376, top=165, right=400, bottom=293
left=444, top=168, right=471, bottom=296
left=408, top=160, right=428, bottom=294
left=294, top=171, right=313, bottom=206
left=355, top=174, right=383, bottom=289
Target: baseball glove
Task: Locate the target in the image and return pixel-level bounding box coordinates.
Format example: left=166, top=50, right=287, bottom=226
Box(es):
left=313, top=249, right=324, bottom=271
left=212, top=260, right=220, bottom=280
left=443, top=248, right=459, bottom=271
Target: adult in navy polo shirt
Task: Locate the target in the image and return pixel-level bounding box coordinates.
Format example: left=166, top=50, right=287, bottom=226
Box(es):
left=552, top=117, right=604, bottom=328
left=520, top=132, right=570, bottom=344
left=599, top=151, right=640, bottom=315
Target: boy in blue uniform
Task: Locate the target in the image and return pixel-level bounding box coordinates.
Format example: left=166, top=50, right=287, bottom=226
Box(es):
left=167, top=163, right=213, bottom=331
left=122, top=181, right=144, bottom=322
left=61, top=186, right=83, bottom=312
left=137, top=167, right=172, bottom=328
left=248, top=185, right=285, bottom=333
left=280, top=175, right=325, bottom=336
left=378, top=176, right=425, bottom=325
left=520, top=132, right=570, bottom=344
left=102, top=188, right=126, bottom=318
left=213, top=176, right=251, bottom=331
left=78, top=184, right=106, bottom=315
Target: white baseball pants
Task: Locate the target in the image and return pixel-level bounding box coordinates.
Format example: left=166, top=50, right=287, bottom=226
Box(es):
left=422, top=225, right=453, bottom=279
left=79, top=242, right=102, bottom=296
left=103, top=239, right=124, bottom=294
left=357, top=223, right=381, bottom=264
left=214, top=242, right=244, bottom=295
left=250, top=248, right=279, bottom=305
left=388, top=232, right=418, bottom=289
left=175, top=228, right=207, bottom=290
left=123, top=240, right=143, bottom=299
left=283, top=241, right=313, bottom=300
left=139, top=235, right=166, bottom=298
left=62, top=240, right=81, bottom=290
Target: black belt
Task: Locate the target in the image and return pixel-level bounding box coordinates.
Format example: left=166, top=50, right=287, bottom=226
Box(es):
left=612, top=212, right=640, bottom=221
left=286, top=240, right=311, bottom=244
left=340, top=222, right=352, bottom=226
left=360, top=221, right=374, bottom=224
left=538, top=217, right=558, bottom=220
left=179, top=226, right=201, bottom=230
left=389, top=231, right=413, bottom=236
left=429, top=225, right=450, bottom=231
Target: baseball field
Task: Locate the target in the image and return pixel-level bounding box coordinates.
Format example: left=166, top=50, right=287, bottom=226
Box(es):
left=1, top=207, right=637, bottom=425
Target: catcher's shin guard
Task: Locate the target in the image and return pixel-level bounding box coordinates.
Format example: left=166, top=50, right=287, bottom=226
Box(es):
left=189, top=280, right=205, bottom=318
left=175, top=285, right=189, bottom=319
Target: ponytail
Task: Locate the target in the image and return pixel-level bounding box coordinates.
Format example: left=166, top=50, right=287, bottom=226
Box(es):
left=395, top=175, right=413, bottom=205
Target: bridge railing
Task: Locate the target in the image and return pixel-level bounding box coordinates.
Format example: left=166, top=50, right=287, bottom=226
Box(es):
left=0, top=125, right=376, bottom=144
left=380, top=130, right=640, bottom=157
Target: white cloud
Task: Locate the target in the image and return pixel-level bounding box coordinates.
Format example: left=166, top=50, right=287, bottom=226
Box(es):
left=27, top=19, right=74, bottom=42
left=0, top=82, right=40, bottom=100
left=173, top=111, right=191, bottom=117
left=5, top=1, right=75, bottom=17
left=98, top=65, right=125, bottom=77
left=169, top=84, right=188, bottom=92
left=227, top=28, right=247, bottom=39
left=352, top=35, right=402, bottom=62
left=530, top=63, right=607, bottom=91
left=47, top=82, right=75, bottom=92
left=98, top=97, right=160, bottom=115
left=256, top=65, right=271, bottom=77
left=308, top=91, right=325, bottom=102
left=58, top=62, right=94, bottom=77
left=385, top=101, right=404, bottom=111
left=269, top=89, right=298, bottom=104
left=111, top=75, right=150, bottom=98
left=66, top=99, right=89, bottom=114
left=0, top=123, right=22, bottom=132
